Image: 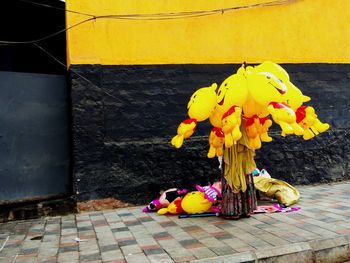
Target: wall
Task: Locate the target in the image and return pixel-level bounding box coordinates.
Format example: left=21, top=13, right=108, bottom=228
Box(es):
left=66, top=0, right=350, bottom=204
left=70, top=64, right=350, bottom=204
left=66, top=0, right=350, bottom=65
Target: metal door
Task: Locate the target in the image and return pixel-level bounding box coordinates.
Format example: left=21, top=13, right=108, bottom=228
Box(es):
left=0, top=71, right=70, bottom=204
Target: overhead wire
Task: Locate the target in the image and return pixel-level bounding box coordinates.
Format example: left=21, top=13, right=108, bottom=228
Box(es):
left=33, top=43, right=121, bottom=102
left=99, top=0, right=296, bottom=19
left=16, top=0, right=95, bottom=17
left=0, top=17, right=95, bottom=45
left=15, top=0, right=296, bottom=19
left=0, top=0, right=298, bottom=45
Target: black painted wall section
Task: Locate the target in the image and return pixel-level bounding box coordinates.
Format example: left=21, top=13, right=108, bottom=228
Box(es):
left=70, top=64, right=350, bottom=204
left=0, top=71, right=71, bottom=203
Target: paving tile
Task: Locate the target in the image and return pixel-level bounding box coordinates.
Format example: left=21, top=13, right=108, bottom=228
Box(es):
left=179, top=239, right=203, bottom=249
left=143, top=247, right=166, bottom=255
left=100, top=244, right=119, bottom=252
left=173, top=255, right=196, bottom=262
left=138, top=218, right=154, bottom=223
left=101, top=249, right=124, bottom=262
left=111, top=227, right=128, bottom=233
left=180, top=226, right=201, bottom=235
left=159, top=221, right=177, bottom=227
left=58, top=245, right=78, bottom=253
left=124, top=252, right=150, bottom=263
left=152, top=232, right=172, bottom=241
left=120, top=244, right=142, bottom=255
left=20, top=247, right=38, bottom=255
left=79, top=253, right=101, bottom=262
left=124, top=220, right=141, bottom=227
left=78, top=226, right=94, bottom=231
left=118, top=239, right=137, bottom=247
left=188, top=247, right=217, bottom=259
left=146, top=253, right=173, bottom=263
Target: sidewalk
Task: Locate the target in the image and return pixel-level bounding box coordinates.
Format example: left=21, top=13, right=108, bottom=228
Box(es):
left=1, top=182, right=350, bottom=263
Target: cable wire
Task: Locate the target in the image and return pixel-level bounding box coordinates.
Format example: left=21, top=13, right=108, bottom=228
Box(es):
left=16, top=0, right=295, bottom=19
left=0, top=17, right=95, bottom=45
left=101, top=0, right=296, bottom=19
left=16, top=0, right=95, bottom=17
left=33, top=43, right=121, bottom=102
left=1, top=0, right=297, bottom=45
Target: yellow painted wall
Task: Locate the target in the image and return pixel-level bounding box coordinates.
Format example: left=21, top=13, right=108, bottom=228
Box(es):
left=66, top=0, right=350, bottom=65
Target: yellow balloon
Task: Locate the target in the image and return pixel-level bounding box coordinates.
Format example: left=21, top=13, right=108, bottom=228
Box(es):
left=247, top=71, right=287, bottom=107
left=253, top=61, right=290, bottom=83
left=296, top=106, right=330, bottom=140
left=253, top=61, right=310, bottom=110
left=216, top=69, right=248, bottom=112
left=187, top=83, right=217, bottom=122
left=181, top=191, right=212, bottom=214
left=283, top=82, right=311, bottom=111
left=242, top=95, right=267, bottom=118
left=221, top=106, right=242, bottom=148
left=209, top=105, right=225, bottom=128
left=171, top=119, right=197, bottom=148
left=207, top=127, right=224, bottom=158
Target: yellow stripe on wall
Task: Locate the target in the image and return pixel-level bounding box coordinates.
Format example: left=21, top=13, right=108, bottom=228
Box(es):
left=66, top=0, right=350, bottom=65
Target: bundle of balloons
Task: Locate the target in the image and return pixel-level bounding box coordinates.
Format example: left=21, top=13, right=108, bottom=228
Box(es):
left=171, top=61, right=330, bottom=157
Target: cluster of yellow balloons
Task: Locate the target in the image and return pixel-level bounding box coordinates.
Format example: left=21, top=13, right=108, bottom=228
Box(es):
left=171, top=61, right=330, bottom=157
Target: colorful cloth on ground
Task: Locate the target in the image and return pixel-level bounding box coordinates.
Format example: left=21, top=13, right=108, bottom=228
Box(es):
left=254, top=204, right=300, bottom=213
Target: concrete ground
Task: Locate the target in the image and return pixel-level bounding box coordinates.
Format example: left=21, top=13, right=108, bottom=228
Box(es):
left=1, top=182, right=350, bottom=263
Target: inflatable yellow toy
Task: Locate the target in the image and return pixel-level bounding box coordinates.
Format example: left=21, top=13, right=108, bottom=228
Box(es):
left=267, top=102, right=304, bottom=137
left=171, top=83, right=217, bottom=149
left=171, top=118, right=197, bottom=148
left=187, top=83, right=217, bottom=121
left=221, top=106, right=242, bottom=148
left=209, top=104, right=225, bottom=128
left=157, top=198, right=184, bottom=215
left=181, top=191, right=212, bottom=214
left=296, top=106, right=330, bottom=140
left=207, top=127, right=225, bottom=158
left=247, top=71, right=287, bottom=107
left=216, top=68, right=248, bottom=111
left=282, top=82, right=311, bottom=111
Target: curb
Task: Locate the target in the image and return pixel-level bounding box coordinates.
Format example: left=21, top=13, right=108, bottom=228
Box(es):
left=190, top=235, right=350, bottom=263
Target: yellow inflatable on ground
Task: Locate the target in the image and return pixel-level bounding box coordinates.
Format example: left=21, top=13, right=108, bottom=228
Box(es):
left=181, top=191, right=212, bottom=214
left=157, top=198, right=184, bottom=215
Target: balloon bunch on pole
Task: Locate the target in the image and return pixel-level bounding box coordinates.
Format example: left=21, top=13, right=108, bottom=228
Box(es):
left=171, top=61, right=330, bottom=157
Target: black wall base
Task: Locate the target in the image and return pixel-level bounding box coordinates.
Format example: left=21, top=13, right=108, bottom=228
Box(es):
left=70, top=63, right=350, bottom=204
left=0, top=197, right=77, bottom=223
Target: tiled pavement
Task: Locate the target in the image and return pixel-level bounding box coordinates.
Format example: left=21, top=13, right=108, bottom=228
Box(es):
left=1, top=182, right=350, bottom=263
